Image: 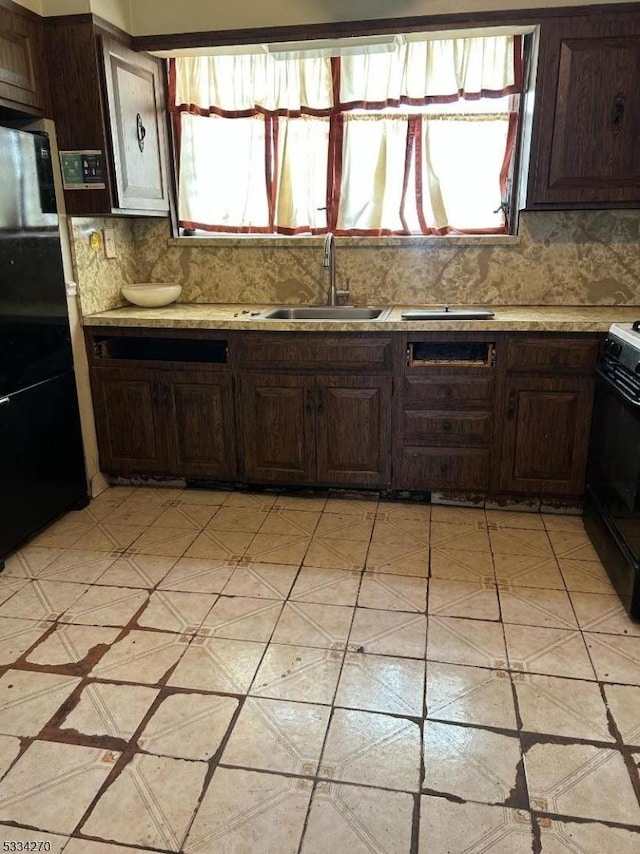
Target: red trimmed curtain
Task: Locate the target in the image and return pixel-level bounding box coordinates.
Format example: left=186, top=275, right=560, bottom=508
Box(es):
left=170, top=35, right=522, bottom=235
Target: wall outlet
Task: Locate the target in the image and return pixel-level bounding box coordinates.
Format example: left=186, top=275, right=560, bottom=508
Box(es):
left=104, top=228, right=117, bottom=258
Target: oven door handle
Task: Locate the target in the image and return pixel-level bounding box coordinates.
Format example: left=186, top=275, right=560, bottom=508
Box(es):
left=596, top=367, right=640, bottom=409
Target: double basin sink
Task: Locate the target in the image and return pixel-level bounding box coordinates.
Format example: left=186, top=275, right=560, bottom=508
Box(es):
left=260, top=306, right=494, bottom=321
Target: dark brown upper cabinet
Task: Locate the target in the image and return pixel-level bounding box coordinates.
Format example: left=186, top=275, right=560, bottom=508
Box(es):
left=0, top=2, right=49, bottom=116
left=46, top=18, right=170, bottom=216
left=527, top=10, right=640, bottom=207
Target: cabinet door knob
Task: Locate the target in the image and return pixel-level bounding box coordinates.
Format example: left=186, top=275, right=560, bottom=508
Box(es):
left=611, top=92, right=626, bottom=135
left=136, top=113, right=147, bottom=152
left=442, top=419, right=453, bottom=432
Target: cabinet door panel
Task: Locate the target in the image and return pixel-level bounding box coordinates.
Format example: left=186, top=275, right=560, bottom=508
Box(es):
left=168, top=376, right=237, bottom=480
left=239, top=373, right=315, bottom=484
left=102, top=36, right=169, bottom=212
left=0, top=7, right=47, bottom=114
left=396, top=448, right=490, bottom=491
left=498, top=377, right=594, bottom=495
left=316, top=376, right=392, bottom=487
left=91, top=368, right=167, bottom=474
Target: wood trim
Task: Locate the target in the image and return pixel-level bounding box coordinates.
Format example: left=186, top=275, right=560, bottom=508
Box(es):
left=45, top=12, right=132, bottom=44
left=132, top=3, right=640, bottom=51
left=0, top=0, right=41, bottom=23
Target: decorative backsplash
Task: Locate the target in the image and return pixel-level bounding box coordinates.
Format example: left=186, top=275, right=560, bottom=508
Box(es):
left=71, top=209, right=640, bottom=315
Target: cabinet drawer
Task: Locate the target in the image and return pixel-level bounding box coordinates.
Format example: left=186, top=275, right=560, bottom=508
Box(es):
left=506, top=338, right=600, bottom=373
left=403, top=375, right=494, bottom=407
left=403, top=410, right=492, bottom=447
left=240, top=336, right=392, bottom=370
left=395, top=448, right=490, bottom=490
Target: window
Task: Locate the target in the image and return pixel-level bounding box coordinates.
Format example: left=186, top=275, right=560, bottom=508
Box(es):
left=169, top=33, right=523, bottom=236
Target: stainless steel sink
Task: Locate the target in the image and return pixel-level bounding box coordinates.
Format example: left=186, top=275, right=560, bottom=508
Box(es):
left=262, top=306, right=391, bottom=320
left=401, top=309, right=495, bottom=320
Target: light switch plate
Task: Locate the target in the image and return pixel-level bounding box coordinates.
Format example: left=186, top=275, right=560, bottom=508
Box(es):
left=104, top=228, right=117, bottom=258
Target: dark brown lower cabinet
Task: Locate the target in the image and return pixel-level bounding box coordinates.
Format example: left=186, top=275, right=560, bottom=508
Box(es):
left=497, top=376, right=595, bottom=495
left=239, top=372, right=392, bottom=487
left=91, top=367, right=237, bottom=479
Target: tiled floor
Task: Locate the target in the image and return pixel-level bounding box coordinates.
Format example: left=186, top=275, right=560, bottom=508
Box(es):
left=0, top=486, right=639, bottom=853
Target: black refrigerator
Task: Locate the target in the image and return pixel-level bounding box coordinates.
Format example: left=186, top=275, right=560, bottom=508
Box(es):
left=0, top=126, right=88, bottom=566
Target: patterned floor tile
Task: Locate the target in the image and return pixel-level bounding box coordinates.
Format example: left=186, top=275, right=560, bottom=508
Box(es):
left=324, top=498, right=378, bottom=517
left=422, top=720, right=522, bottom=805
left=0, top=577, right=28, bottom=607
left=205, top=506, right=269, bottom=533
left=549, top=531, right=601, bottom=562
left=138, top=692, right=238, bottom=760
left=570, top=591, right=640, bottom=636
left=289, top=567, right=361, bottom=606
left=242, top=533, right=310, bottom=565
left=357, top=573, right=426, bottom=613
left=61, top=585, right=148, bottom=627
left=524, top=742, right=640, bottom=824
left=0, top=616, right=50, bottom=666
left=603, top=684, right=640, bottom=745
left=429, top=548, right=496, bottom=583
left=261, top=509, right=322, bottom=538
left=158, top=557, right=237, bottom=594
left=320, top=708, right=421, bottom=792
left=117, top=487, right=180, bottom=511
left=2, top=546, right=62, bottom=579
left=70, top=523, right=147, bottom=553
left=168, top=637, right=266, bottom=694
left=26, top=625, right=120, bottom=666
left=90, top=630, right=189, bottom=685
left=63, top=840, right=163, bottom=854
left=184, top=529, right=254, bottom=561
left=493, top=554, right=565, bottom=590
left=301, top=782, right=414, bottom=854
left=558, top=558, right=615, bottom=594
left=0, top=735, right=20, bottom=779
left=335, top=652, right=424, bottom=715
left=419, top=798, right=534, bottom=854
left=183, top=767, right=311, bottom=854
left=348, top=608, right=427, bottom=659
left=274, top=495, right=327, bottom=512
left=222, top=697, right=330, bottom=775
left=486, top=509, right=546, bottom=530
left=0, top=580, right=88, bottom=622
left=271, top=602, right=353, bottom=650
left=137, top=590, right=217, bottom=634
left=304, top=538, right=369, bottom=572
left=371, top=517, right=429, bottom=545
left=430, top=506, right=486, bottom=526
left=62, top=682, right=159, bottom=740
left=365, top=541, right=428, bottom=577
left=498, top=585, right=578, bottom=629
left=428, top=579, right=500, bottom=620
left=83, top=753, right=207, bottom=851
left=504, top=624, right=595, bottom=680
left=426, top=661, right=517, bottom=730
left=0, top=827, right=68, bottom=853
left=36, top=550, right=117, bottom=584
left=200, top=596, right=283, bottom=642
left=0, top=670, right=80, bottom=737
left=315, top=513, right=374, bottom=542
left=542, top=514, right=586, bottom=533
left=173, top=488, right=230, bottom=506
left=376, top=502, right=430, bottom=523
left=0, top=741, right=119, bottom=833
left=537, top=818, right=640, bottom=854
left=223, top=492, right=277, bottom=511
left=584, top=633, right=640, bottom=685
left=431, top=523, right=492, bottom=552
left=222, top=562, right=299, bottom=600
left=97, top=554, right=177, bottom=589
left=151, top=505, right=218, bottom=531
left=489, top=529, right=554, bottom=558
left=250, top=644, right=343, bottom=704
left=131, top=526, right=200, bottom=558
left=515, top=674, right=613, bottom=741
left=30, top=514, right=95, bottom=548
left=101, top=502, right=165, bottom=528
left=427, top=616, right=507, bottom=669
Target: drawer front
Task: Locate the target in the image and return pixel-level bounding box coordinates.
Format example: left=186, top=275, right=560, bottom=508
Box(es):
left=403, top=375, right=494, bottom=407
left=395, top=447, right=490, bottom=490
left=403, top=410, right=492, bottom=447
left=506, top=338, right=600, bottom=373
left=240, top=337, right=392, bottom=370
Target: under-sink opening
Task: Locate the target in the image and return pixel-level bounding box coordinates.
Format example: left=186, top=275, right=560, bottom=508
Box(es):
left=408, top=341, right=495, bottom=367
left=93, top=336, right=228, bottom=363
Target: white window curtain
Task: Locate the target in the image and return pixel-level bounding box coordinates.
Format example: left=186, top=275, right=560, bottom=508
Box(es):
left=171, top=34, right=521, bottom=234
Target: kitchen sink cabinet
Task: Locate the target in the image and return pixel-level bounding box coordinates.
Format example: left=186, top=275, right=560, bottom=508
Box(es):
left=0, top=2, right=49, bottom=116
left=45, top=18, right=170, bottom=216
left=494, top=337, right=598, bottom=496
left=91, top=365, right=237, bottom=480
left=527, top=9, right=640, bottom=207
left=238, top=371, right=392, bottom=488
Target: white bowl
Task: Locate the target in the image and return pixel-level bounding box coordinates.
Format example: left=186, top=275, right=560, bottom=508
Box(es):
left=121, top=283, right=182, bottom=308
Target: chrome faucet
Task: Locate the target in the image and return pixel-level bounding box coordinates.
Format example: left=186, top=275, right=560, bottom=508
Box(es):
left=323, top=232, right=349, bottom=306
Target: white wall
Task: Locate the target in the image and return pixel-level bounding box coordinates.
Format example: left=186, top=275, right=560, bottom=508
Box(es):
left=10, top=0, right=43, bottom=13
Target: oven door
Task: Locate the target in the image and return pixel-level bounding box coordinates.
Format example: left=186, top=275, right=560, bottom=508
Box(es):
left=585, top=369, right=640, bottom=616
